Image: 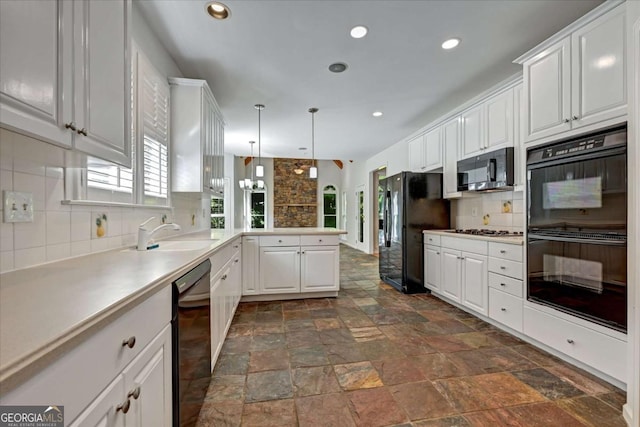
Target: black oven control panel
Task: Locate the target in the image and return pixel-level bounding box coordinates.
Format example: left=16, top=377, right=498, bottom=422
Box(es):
left=541, top=136, right=605, bottom=159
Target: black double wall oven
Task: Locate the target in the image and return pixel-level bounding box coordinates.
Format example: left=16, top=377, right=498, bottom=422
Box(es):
left=526, top=126, right=627, bottom=333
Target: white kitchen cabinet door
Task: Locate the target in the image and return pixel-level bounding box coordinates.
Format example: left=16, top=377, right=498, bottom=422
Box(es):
left=0, top=0, right=73, bottom=148
left=301, top=246, right=339, bottom=292
left=460, top=104, right=484, bottom=158
left=442, top=116, right=461, bottom=198
left=461, top=252, right=488, bottom=315
left=424, top=127, right=442, bottom=170
left=122, top=325, right=172, bottom=427
left=440, top=248, right=461, bottom=302
left=210, top=264, right=231, bottom=366
left=523, top=37, right=572, bottom=142
left=485, top=88, right=514, bottom=150
left=424, top=245, right=441, bottom=292
left=408, top=135, right=425, bottom=171
left=242, top=237, right=259, bottom=295
left=259, top=246, right=301, bottom=293
left=69, top=375, right=125, bottom=427
left=73, top=0, right=132, bottom=167
left=571, top=5, right=626, bottom=128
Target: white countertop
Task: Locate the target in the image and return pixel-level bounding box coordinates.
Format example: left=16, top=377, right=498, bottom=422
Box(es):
left=423, top=229, right=524, bottom=245
left=0, top=227, right=346, bottom=392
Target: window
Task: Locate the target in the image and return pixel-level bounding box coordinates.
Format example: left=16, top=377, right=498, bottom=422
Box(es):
left=248, top=190, right=266, bottom=229
left=83, top=46, right=169, bottom=206
left=211, top=197, right=225, bottom=229
left=323, top=185, right=337, bottom=228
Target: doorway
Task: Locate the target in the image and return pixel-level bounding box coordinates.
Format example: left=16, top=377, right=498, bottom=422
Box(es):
left=372, top=167, right=386, bottom=255
left=355, top=185, right=365, bottom=250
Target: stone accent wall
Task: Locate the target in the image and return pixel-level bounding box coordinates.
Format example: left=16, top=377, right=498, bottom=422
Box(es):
left=273, top=158, right=318, bottom=227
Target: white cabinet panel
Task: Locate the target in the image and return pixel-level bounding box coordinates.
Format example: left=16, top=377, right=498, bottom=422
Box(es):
left=408, top=135, right=424, bottom=172
left=488, top=272, right=523, bottom=298
left=0, top=0, right=73, bottom=148
left=488, top=257, right=523, bottom=280
left=571, top=6, right=626, bottom=127
left=301, top=246, right=339, bottom=292
left=259, top=247, right=300, bottom=293
left=461, top=252, right=488, bottom=315
left=461, top=105, right=484, bottom=158
left=300, top=235, right=339, bottom=246
left=242, top=237, right=259, bottom=295
left=424, top=245, right=441, bottom=292
left=260, top=235, right=301, bottom=247
left=488, top=242, right=523, bottom=262
left=424, top=127, right=442, bottom=170
left=485, top=88, right=514, bottom=150
left=69, top=375, right=125, bottom=427
left=442, top=116, right=461, bottom=198
left=441, top=248, right=461, bottom=302
left=489, top=288, right=523, bottom=332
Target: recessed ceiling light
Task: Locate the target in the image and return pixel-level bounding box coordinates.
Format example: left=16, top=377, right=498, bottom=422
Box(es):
left=441, top=38, right=461, bottom=50
left=372, top=111, right=383, bottom=117
left=206, top=1, right=231, bottom=20
left=328, top=62, right=348, bottom=73
left=350, top=25, right=368, bottom=39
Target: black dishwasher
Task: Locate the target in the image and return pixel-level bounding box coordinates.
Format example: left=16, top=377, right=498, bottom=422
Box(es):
left=172, top=259, right=211, bottom=427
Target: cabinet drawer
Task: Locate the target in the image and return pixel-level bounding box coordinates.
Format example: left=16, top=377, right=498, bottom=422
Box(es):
left=489, top=288, right=523, bottom=332
left=488, top=272, right=523, bottom=298
left=260, top=235, right=301, bottom=247
left=441, top=236, right=487, bottom=255
left=488, top=257, right=522, bottom=280
left=424, top=233, right=441, bottom=246
left=523, top=306, right=626, bottom=382
left=488, top=242, right=523, bottom=262
left=300, top=235, right=339, bottom=246
left=210, top=243, right=232, bottom=275
left=0, top=286, right=171, bottom=422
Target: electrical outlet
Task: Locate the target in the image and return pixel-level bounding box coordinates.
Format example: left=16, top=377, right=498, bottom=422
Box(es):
left=3, top=191, right=34, bottom=223
left=471, top=207, right=478, bottom=217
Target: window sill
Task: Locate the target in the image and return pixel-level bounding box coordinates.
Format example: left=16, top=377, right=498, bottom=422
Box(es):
left=62, top=200, right=171, bottom=210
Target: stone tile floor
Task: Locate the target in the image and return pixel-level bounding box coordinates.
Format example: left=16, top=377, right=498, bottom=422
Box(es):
left=197, top=245, right=627, bottom=426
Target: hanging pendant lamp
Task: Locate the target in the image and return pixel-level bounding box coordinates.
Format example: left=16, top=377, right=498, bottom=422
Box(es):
left=255, top=104, right=265, bottom=178
left=239, top=141, right=258, bottom=191
left=308, top=107, right=318, bottom=179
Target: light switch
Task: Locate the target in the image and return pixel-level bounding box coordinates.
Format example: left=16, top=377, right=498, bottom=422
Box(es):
left=3, top=191, right=34, bottom=223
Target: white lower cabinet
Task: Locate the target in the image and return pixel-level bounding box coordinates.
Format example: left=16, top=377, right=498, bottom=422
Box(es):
left=259, top=246, right=301, bottom=293
left=488, top=287, right=523, bottom=332
left=301, top=246, right=339, bottom=292
left=242, top=236, right=259, bottom=295
left=461, top=251, right=488, bottom=315
left=69, top=375, right=126, bottom=427
left=424, top=244, right=441, bottom=292
left=440, top=248, right=462, bottom=302
left=487, top=242, right=524, bottom=332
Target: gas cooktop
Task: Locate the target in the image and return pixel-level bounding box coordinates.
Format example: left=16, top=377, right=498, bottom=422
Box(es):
left=446, top=229, right=524, bottom=237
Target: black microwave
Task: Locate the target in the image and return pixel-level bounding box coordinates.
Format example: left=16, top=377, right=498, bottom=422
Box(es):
left=457, top=147, right=514, bottom=191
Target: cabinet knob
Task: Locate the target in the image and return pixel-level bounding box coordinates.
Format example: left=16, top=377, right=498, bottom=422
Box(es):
left=572, top=115, right=579, bottom=121
left=564, top=118, right=570, bottom=123
left=221, top=274, right=227, bottom=280
left=436, top=252, right=440, bottom=255
left=567, top=339, right=574, bottom=344
left=501, top=307, right=506, bottom=312
left=234, top=259, right=239, bottom=263
left=64, top=122, right=77, bottom=131
left=278, top=239, right=282, bottom=243
left=319, top=239, right=323, bottom=242
left=500, top=266, right=506, bottom=270
left=122, top=336, right=136, bottom=349
left=127, top=387, right=141, bottom=400
left=77, top=127, right=87, bottom=136
left=500, top=283, right=506, bottom=287
left=234, top=245, right=239, bottom=248
left=499, top=250, right=506, bottom=254
left=116, top=398, right=131, bottom=414
left=302, top=251, right=305, bottom=254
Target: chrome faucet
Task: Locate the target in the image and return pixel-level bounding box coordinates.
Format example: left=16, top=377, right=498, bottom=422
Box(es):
left=137, top=217, right=182, bottom=250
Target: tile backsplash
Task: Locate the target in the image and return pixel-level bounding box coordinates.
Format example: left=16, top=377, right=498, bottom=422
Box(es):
left=0, top=128, right=210, bottom=273
left=452, top=190, right=525, bottom=231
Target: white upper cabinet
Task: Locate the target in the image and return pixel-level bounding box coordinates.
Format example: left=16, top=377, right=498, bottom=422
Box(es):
left=518, top=2, right=626, bottom=143
left=485, top=88, right=514, bottom=150
left=424, top=127, right=443, bottom=170
left=0, top=0, right=132, bottom=167
left=408, top=135, right=424, bottom=172
left=460, top=104, right=484, bottom=158
left=442, top=116, right=461, bottom=198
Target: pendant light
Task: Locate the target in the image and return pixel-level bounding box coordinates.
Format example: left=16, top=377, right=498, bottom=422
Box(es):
left=255, top=104, right=265, bottom=178
left=308, top=107, right=318, bottom=179
left=239, top=141, right=258, bottom=191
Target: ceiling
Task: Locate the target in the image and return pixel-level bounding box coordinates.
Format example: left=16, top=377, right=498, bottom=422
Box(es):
left=137, top=0, right=604, bottom=161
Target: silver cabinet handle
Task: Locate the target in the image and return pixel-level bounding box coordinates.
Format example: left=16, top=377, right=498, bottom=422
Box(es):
left=77, top=127, right=87, bottom=136
left=302, top=251, right=306, bottom=254
left=501, top=308, right=506, bottom=312
left=567, top=339, right=574, bottom=344
left=234, top=259, right=239, bottom=263
left=64, top=122, right=77, bottom=131
left=116, top=399, right=130, bottom=414
left=278, top=239, right=282, bottom=243
left=319, top=239, right=323, bottom=242
left=500, top=250, right=506, bottom=254
left=122, top=336, right=136, bottom=349
left=221, top=274, right=227, bottom=280
left=234, top=245, right=239, bottom=248
left=500, top=283, right=506, bottom=287
left=500, top=266, right=506, bottom=270
left=127, top=387, right=141, bottom=400
left=572, top=115, right=579, bottom=121
left=457, top=256, right=465, bottom=260
left=436, top=252, right=440, bottom=255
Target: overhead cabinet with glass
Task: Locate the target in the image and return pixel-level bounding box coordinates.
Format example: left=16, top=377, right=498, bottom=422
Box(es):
left=515, top=2, right=626, bottom=143
left=169, top=78, right=225, bottom=195
left=0, top=0, right=132, bottom=167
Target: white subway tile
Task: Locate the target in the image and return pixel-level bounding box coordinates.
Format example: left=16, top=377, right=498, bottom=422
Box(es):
left=488, top=213, right=513, bottom=228
left=512, top=199, right=524, bottom=214
left=46, top=211, right=71, bottom=245
left=0, top=251, right=14, bottom=273
left=121, top=233, right=136, bottom=247
left=0, top=169, right=13, bottom=193
left=512, top=213, right=525, bottom=229
left=70, top=211, right=91, bottom=242
left=46, top=242, right=71, bottom=262
left=108, top=210, right=122, bottom=236
left=14, top=211, right=46, bottom=250
left=71, top=240, right=91, bottom=257
left=0, top=129, right=14, bottom=171
left=14, top=246, right=46, bottom=270
left=13, top=132, right=64, bottom=174
left=45, top=175, right=69, bottom=211
left=13, top=172, right=45, bottom=211
left=90, top=237, right=111, bottom=253
left=0, top=222, right=13, bottom=251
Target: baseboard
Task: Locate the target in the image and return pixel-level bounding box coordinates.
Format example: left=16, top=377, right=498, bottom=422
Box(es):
left=623, top=403, right=633, bottom=426
left=241, top=291, right=338, bottom=302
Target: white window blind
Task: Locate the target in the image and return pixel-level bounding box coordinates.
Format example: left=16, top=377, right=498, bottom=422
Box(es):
left=140, top=55, right=170, bottom=201
left=86, top=158, right=133, bottom=193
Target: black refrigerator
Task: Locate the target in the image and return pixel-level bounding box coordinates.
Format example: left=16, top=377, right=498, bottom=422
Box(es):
left=379, top=172, right=450, bottom=294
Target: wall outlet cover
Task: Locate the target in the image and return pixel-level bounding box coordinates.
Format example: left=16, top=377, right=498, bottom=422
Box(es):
left=3, top=191, right=34, bottom=223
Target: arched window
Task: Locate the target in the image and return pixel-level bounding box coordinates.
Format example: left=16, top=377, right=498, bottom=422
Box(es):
left=322, top=185, right=338, bottom=228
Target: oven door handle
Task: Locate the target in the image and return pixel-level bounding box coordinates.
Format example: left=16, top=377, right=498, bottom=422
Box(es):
left=528, top=233, right=626, bottom=246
